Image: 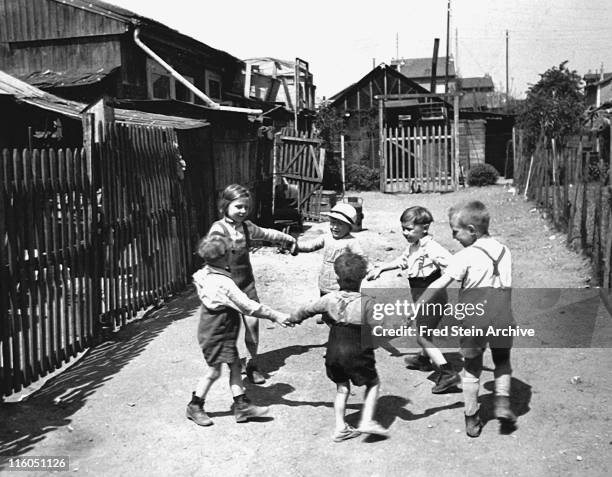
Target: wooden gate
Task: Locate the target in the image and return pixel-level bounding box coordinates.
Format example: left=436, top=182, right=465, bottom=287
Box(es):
left=273, top=130, right=325, bottom=221
left=382, top=124, right=455, bottom=193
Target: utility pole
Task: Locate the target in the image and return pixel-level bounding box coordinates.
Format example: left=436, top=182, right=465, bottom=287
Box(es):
left=396, top=33, right=399, bottom=60
left=455, top=27, right=459, bottom=76
left=445, top=0, right=451, bottom=94
left=506, top=30, right=509, bottom=111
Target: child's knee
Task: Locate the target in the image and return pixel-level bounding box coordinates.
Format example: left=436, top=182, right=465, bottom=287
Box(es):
left=206, top=365, right=222, bottom=381
left=336, top=382, right=350, bottom=395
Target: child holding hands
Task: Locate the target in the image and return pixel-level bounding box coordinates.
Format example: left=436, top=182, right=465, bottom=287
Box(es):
left=207, top=184, right=296, bottom=384
left=288, top=252, right=388, bottom=442
left=367, top=206, right=460, bottom=393
left=186, top=236, right=291, bottom=427
left=415, top=201, right=517, bottom=437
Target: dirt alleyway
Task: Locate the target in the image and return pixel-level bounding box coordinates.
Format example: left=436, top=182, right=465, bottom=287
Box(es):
left=2, top=185, right=611, bottom=477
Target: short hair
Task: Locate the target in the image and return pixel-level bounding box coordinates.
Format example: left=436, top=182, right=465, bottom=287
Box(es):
left=334, top=252, right=368, bottom=289
left=449, top=201, right=490, bottom=234
left=218, top=184, right=251, bottom=216
left=400, top=206, right=434, bottom=225
left=196, top=236, right=229, bottom=262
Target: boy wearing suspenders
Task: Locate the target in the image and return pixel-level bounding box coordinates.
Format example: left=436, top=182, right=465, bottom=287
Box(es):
left=415, top=201, right=517, bottom=438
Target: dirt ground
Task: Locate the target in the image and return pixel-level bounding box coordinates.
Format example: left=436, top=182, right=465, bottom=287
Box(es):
left=2, top=185, right=612, bottom=477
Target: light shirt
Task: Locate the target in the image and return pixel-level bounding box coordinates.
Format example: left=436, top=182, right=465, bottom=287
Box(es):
left=445, top=237, right=512, bottom=289
left=390, top=235, right=451, bottom=278
left=193, top=265, right=283, bottom=320
left=298, top=233, right=364, bottom=293
left=292, top=290, right=374, bottom=326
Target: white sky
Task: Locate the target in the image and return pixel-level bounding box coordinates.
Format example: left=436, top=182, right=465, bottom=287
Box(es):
left=110, top=0, right=612, bottom=99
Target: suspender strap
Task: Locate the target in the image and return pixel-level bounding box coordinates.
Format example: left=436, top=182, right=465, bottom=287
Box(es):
left=242, top=222, right=251, bottom=248
left=471, top=245, right=506, bottom=277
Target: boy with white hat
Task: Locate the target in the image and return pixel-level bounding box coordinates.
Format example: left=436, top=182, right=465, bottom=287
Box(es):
left=295, top=203, right=365, bottom=322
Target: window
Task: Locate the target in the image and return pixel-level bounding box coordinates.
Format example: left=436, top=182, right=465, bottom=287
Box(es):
left=147, top=59, right=195, bottom=102
left=205, top=70, right=222, bottom=101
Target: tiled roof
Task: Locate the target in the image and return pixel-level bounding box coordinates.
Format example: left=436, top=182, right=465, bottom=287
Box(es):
left=391, top=57, right=456, bottom=79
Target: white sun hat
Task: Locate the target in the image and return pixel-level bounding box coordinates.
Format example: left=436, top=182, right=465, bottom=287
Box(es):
left=323, top=203, right=357, bottom=226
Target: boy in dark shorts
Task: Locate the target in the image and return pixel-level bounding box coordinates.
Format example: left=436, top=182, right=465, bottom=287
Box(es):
left=288, top=253, right=388, bottom=442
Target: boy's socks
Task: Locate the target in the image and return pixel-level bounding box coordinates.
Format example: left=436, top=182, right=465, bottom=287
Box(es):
left=495, top=373, right=511, bottom=397
left=190, top=392, right=204, bottom=406
left=462, top=375, right=480, bottom=416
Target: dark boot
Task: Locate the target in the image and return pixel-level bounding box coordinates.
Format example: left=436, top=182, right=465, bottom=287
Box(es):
left=186, top=393, right=213, bottom=426
left=233, top=394, right=269, bottom=423
left=494, top=395, right=516, bottom=423
left=465, top=410, right=483, bottom=438
left=431, top=364, right=460, bottom=394
left=246, top=361, right=266, bottom=385
left=404, top=353, right=434, bottom=371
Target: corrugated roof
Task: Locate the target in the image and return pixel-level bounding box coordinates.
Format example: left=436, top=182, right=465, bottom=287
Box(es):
left=0, top=69, right=208, bottom=129
left=460, top=76, right=494, bottom=90
left=391, top=57, right=456, bottom=79
left=19, top=67, right=119, bottom=89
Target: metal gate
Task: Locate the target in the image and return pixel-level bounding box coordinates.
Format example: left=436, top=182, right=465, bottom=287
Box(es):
left=273, top=130, right=325, bottom=221
left=382, top=124, right=456, bottom=193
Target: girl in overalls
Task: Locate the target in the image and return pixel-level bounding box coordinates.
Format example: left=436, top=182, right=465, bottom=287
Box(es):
left=206, top=184, right=296, bottom=384
left=367, top=206, right=459, bottom=394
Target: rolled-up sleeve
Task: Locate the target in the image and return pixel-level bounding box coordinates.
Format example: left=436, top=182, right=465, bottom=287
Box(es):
left=297, top=235, right=325, bottom=253
left=425, top=241, right=452, bottom=270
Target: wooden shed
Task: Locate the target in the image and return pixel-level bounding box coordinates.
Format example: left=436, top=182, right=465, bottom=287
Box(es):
left=328, top=64, right=441, bottom=169
left=0, top=0, right=253, bottom=110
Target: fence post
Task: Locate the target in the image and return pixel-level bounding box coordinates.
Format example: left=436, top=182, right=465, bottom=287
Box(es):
left=378, top=98, right=385, bottom=192
left=453, top=94, right=460, bottom=190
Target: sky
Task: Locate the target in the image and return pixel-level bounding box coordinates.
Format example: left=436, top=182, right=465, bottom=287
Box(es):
left=110, top=0, right=612, bottom=100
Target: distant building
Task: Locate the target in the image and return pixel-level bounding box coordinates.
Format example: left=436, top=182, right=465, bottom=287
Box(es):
left=457, top=75, right=500, bottom=111
left=584, top=72, right=612, bottom=108
left=390, top=57, right=456, bottom=94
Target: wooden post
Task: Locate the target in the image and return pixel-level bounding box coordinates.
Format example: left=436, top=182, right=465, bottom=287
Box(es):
left=453, top=94, right=460, bottom=189
left=272, top=133, right=280, bottom=217
left=378, top=98, right=385, bottom=192
left=340, top=134, right=346, bottom=198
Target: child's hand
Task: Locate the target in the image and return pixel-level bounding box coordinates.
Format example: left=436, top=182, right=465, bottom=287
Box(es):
left=276, top=313, right=295, bottom=328
left=366, top=267, right=382, bottom=281
left=290, top=240, right=299, bottom=256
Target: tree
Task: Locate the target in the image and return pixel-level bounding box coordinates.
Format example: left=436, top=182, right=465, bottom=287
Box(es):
left=517, top=61, right=584, bottom=154
left=313, top=104, right=345, bottom=190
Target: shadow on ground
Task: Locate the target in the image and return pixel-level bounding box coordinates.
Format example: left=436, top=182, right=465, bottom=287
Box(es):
left=0, top=292, right=200, bottom=464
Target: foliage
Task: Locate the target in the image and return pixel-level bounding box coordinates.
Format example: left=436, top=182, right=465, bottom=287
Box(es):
left=467, top=163, right=499, bottom=187
left=346, top=164, right=380, bottom=191
left=517, top=61, right=585, bottom=154
left=314, top=105, right=345, bottom=191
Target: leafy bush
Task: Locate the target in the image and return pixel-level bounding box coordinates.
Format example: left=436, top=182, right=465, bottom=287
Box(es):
left=346, top=164, right=380, bottom=191
left=467, top=163, right=499, bottom=187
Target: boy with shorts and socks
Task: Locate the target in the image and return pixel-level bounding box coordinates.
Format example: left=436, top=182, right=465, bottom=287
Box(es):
left=288, top=253, right=388, bottom=442
left=415, top=201, right=517, bottom=437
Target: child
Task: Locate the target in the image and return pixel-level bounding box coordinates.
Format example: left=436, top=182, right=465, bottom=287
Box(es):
left=366, top=206, right=460, bottom=394
left=416, top=201, right=516, bottom=437
left=296, top=203, right=364, bottom=322
left=186, top=236, right=291, bottom=426
left=288, top=252, right=388, bottom=442
left=207, top=184, right=296, bottom=384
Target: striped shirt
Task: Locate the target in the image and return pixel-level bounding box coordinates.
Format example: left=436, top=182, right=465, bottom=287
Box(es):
left=208, top=218, right=294, bottom=247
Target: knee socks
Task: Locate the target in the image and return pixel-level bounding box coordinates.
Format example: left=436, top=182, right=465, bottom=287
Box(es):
left=462, top=374, right=480, bottom=416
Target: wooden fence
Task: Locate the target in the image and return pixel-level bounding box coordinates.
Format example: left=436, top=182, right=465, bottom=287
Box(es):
left=514, top=131, right=612, bottom=287
left=1, top=147, right=96, bottom=395
left=1, top=122, right=192, bottom=396
left=95, top=122, right=192, bottom=330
